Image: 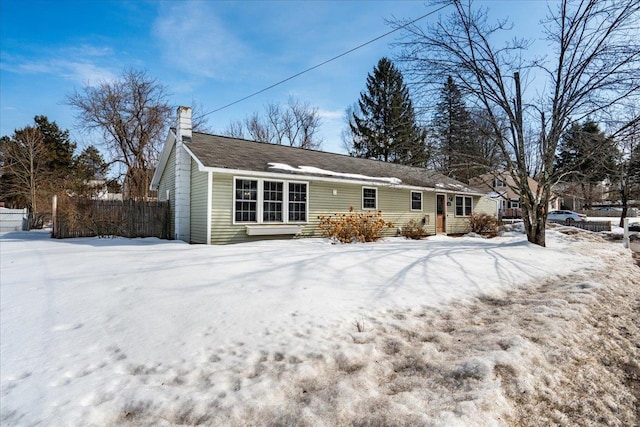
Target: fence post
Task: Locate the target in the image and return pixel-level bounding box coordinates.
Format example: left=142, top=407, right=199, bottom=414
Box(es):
left=52, top=195, right=57, bottom=238
left=22, top=208, right=29, bottom=231
left=623, top=218, right=629, bottom=249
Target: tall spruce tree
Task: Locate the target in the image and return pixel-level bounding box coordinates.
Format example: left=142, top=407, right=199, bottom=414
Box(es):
left=347, top=57, right=428, bottom=166
left=432, top=76, right=484, bottom=182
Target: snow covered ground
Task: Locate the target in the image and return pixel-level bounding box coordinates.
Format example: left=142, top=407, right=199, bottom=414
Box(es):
left=1, top=227, right=638, bottom=426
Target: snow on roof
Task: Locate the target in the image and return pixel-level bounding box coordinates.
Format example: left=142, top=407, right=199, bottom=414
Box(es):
left=268, top=162, right=402, bottom=185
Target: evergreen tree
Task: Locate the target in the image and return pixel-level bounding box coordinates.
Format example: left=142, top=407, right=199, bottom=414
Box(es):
left=0, top=116, right=77, bottom=222
left=431, top=76, right=495, bottom=182
left=555, top=120, right=618, bottom=207
left=34, top=115, right=76, bottom=179
left=74, top=146, right=109, bottom=181
left=347, top=57, right=428, bottom=166
left=71, top=145, right=111, bottom=197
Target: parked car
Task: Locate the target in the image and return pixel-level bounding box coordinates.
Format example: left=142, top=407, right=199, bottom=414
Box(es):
left=547, top=210, right=587, bottom=225
left=629, top=222, right=640, bottom=232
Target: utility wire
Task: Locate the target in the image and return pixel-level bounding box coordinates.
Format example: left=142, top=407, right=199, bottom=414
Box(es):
left=197, top=4, right=448, bottom=119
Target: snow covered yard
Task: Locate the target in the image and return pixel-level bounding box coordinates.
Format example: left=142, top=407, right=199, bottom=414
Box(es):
left=1, top=229, right=638, bottom=426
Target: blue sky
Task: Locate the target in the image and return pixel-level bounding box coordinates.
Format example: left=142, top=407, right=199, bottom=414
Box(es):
left=1, top=0, right=548, bottom=155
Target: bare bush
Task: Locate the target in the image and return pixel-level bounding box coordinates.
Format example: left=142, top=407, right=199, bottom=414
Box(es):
left=467, top=213, right=499, bottom=236
left=317, top=207, right=394, bottom=243
left=400, top=219, right=428, bottom=239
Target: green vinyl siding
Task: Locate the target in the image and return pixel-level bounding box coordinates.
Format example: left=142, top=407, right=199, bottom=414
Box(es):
left=207, top=173, right=481, bottom=244
left=307, top=183, right=435, bottom=238
left=210, top=174, right=249, bottom=244
left=190, top=159, right=208, bottom=244
left=157, top=145, right=176, bottom=239
left=442, top=194, right=487, bottom=234
left=474, top=195, right=499, bottom=217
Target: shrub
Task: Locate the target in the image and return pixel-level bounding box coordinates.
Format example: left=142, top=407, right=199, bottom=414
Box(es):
left=467, top=212, right=499, bottom=236
left=401, top=219, right=428, bottom=240
left=317, top=207, right=394, bottom=243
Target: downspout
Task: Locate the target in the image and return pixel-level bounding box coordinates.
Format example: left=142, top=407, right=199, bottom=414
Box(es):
left=206, top=171, right=212, bottom=245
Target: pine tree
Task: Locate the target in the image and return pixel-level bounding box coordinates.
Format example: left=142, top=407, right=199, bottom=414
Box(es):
left=33, top=115, right=76, bottom=180
left=432, top=77, right=484, bottom=181
left=555, top=120, right=618, bottom=206
left=0, top=116, right=77, bottom=217
left=347, top=57, right=428, bottom=166
left=74, top=146, right=109, bottom=182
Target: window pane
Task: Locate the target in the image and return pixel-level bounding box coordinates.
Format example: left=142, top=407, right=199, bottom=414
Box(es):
left=411, top=192, right=422, bottom=210
left=455, top=196, right=464, bottom=216
left=235, top=179, right=257, bottom=222
left=465, top=197, right=472, bottom=216
left=363, top=188, right=376, bottom=209
left=288, top=183, right=307, bottom=221
left=263, top=181, right=283, bottom=222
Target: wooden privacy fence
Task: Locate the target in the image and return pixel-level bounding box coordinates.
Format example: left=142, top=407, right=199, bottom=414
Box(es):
left=52, top=197, right=170, bottom=239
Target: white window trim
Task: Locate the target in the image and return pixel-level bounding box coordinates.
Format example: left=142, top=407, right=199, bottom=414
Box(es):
left=362, top=186, right=378, bottom=210
left=455, top=195, right=473, bottom=217
left=287, top=180, right=310, bottom=224
left=232, top=176, right=309, bottom=225
left=411, top=191, right=423, bottom=211
left=261, top=179, right=285, bottom=223
left=233, top=177, right=259, bottom=224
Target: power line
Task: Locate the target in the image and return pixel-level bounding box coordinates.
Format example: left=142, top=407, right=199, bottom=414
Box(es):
left=197, top=4, right=448, bottom=119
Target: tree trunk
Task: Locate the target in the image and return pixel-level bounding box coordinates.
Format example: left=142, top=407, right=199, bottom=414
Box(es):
left=523, top=202, right=547, bottom=247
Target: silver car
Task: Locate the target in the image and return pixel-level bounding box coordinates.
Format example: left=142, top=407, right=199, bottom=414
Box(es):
left=547, top=210, right=587, bottom=225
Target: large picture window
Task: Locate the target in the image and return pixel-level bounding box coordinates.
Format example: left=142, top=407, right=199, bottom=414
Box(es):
left=235, top=179, right=257, bottom=222
left=288, top=183, right=307, bottom=222
left=234, top=178, right=308, bottom=224
left=455, top=195, right=473, bottom=216
left=411, top=191, right=422, bottom=211
left=362, top=187, right=377, bottom=209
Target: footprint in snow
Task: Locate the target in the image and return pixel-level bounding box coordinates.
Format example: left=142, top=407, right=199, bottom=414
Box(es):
left=52, top=323, right=83, bottom=331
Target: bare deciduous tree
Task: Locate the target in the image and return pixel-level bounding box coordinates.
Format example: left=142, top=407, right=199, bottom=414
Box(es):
left=67, top=69, right=172, bottom=200
left=605, top=110, right=640, bottom=226
left=0, top=127, right=48, bottom=225
left=395, top=0, right=640, bottom=246
left=223, top=97, right=323, bottom=149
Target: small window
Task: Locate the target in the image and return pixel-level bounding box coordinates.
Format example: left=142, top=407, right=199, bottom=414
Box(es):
left=455, top=196, right=473, bottom=216
left=362, top=187, right=377, bottom=209
left=509, top=201, right=520, bottom=209
left=411, top=191, right=422, bottom=211
left=235, top=179, right=258, bottom=222
left=494, top=178, right=505, bottom=187
left=288, top=183, right=307, bottom=222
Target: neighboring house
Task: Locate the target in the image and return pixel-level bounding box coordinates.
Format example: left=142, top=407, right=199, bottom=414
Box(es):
left=469, top=171, right=560, bottom=219
left=552, top=179, right=614, bottom=211
left=151, top=107, right=494, bottom=244
left=83, top=179, right=123, bottom=201
left=551, top=182, right=586, bottom=212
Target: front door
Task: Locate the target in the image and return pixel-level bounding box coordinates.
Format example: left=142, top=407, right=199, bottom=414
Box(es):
left=436, top=194, right=446, bottom=233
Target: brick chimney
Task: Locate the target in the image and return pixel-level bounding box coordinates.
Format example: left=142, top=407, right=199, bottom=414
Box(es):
left=174, top=106, right=192, bottom=242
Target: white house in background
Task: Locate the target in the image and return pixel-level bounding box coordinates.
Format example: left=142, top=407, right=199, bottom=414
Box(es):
left=150, top=107, right=496, bottom=244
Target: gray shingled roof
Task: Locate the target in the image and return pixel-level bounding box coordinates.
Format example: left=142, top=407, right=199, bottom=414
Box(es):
left=185, top=132, right=480, bottom=193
